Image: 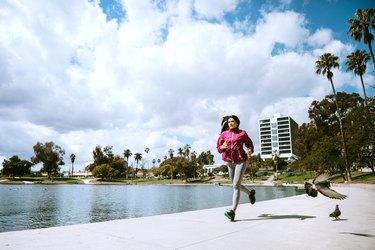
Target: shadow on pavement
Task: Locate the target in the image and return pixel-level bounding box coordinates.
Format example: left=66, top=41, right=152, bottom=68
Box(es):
left=340, top=232, right=375, bottom=238
left=235, top=214, right=316, bottom=222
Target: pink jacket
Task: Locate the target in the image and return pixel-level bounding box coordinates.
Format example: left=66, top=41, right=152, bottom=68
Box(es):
left=216, top=128, right=254, bottom=163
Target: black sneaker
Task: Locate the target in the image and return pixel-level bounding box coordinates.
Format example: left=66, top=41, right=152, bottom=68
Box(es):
left=224, top=209, right=235, bottom=221
left=249, top=189, right=256, bottom=204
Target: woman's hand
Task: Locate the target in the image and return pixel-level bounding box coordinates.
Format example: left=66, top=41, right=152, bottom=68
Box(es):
left=220, top=141, right=230, bottom=150
left=247, top=148, right=253, bottom=156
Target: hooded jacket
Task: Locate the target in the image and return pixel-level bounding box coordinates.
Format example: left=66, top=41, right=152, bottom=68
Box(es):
left=216, top=128, right=254, bottom=163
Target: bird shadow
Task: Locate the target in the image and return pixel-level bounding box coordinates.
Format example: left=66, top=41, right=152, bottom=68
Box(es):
left=340, top=232, right=375, bottom=238
left=235, top=213, right=316, bottom=222
left=331, top=218, right=348, bottom=221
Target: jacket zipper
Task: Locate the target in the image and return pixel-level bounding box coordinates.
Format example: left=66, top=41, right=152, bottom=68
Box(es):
left=230, top=131, right=234, bottom=163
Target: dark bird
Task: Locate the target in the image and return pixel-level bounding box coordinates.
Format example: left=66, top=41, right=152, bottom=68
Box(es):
left=329, top=204, right=341, bottom=220
left=304, top=173, right=347, bottom=200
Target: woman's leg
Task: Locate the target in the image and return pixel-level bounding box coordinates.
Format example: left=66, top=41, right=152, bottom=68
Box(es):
left=228, top=162, right=250, bottom=212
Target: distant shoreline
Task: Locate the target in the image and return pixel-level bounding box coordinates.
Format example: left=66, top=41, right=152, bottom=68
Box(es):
left=1, top=172, right=374, bottom=185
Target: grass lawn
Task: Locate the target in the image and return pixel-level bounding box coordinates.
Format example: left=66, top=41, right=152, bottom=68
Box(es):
left=278, top=171, right=375, bottom=184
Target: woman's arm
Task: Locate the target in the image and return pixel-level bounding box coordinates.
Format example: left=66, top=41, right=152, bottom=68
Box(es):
left=244, top=132, right=254, bottom=155
left=216, top=134, right=224, bottom=153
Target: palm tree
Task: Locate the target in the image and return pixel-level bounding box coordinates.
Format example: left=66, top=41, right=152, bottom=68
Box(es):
left=348, top=8, right=375, bottom=70
left=315, top=53, right=351, bottom=181
left=134, top=153, right=142, bottom=178
left=177, top=147, right=183, bottom=157
left=347, top=50, right=374, bottom=170
left=346, top=50, right=371, bottom=107
left=183, top=144, right=191, bottom=159
left=70, top=153, right=75, bottom=177
left=168, top=148, right=174, bottom=159
left=206, top=150, right=214, bottom=165
left=123, top=149, right=132, bottom=163
left=144, top=148, right=150, bottom=169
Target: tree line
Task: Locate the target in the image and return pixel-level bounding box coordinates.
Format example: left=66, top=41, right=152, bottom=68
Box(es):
left=1, top=142, right=215, bottom=181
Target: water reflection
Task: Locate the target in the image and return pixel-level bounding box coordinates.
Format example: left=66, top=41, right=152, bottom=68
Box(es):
left=0, top=184, right=302, bottom=232
left=27, top=187, right=60, bottom=229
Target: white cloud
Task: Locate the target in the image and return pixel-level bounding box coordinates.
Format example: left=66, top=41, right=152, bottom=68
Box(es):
left=193, top=0, right=238, bottom=19
left=308, top=28, right=333, bottom=47
left=0, top=0, right=371, bottom=170
left=254, top=11, right=309, bottom=49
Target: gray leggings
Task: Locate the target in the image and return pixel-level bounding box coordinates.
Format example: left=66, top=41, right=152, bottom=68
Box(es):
left=227, top=161, right=251, bottom=212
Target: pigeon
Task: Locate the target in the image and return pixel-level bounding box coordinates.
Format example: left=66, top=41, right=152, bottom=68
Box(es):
left=304, top=173, right=347, bottom=200
left=329, top=204, right=341, bottom=220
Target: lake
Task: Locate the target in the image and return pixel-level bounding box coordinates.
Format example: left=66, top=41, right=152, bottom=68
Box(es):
left=0, top=184, right=303, bottom=232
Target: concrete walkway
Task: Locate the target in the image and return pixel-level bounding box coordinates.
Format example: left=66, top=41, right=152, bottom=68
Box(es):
left=1, top=184, right=374, bottom=250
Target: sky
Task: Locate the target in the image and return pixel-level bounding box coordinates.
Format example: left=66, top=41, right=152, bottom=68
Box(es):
left=0, top=0, right=374, bottom=171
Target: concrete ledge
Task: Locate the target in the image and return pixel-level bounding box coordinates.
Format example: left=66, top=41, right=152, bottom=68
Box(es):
left=1, top=184, right=374, bottom=249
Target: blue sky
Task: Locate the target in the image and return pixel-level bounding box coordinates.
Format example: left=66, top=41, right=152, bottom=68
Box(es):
left=99, top=0, right=373, bottom=46
left=0, top=0, right=374, bottom=170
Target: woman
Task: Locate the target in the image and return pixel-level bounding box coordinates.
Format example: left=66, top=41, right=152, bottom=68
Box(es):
left=216, top=115, right=256, bottom=221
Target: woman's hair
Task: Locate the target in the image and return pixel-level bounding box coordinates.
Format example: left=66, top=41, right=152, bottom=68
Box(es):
left=220, top=115, right=240, bottom=133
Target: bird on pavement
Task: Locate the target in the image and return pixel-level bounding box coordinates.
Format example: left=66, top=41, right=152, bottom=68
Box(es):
left=304, top=173, right=347, bottom=200
left=329, top=204, right=341, bottom=220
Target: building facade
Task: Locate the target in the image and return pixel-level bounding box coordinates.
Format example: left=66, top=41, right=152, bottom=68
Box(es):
left=259, top=113, right=299, bottom=161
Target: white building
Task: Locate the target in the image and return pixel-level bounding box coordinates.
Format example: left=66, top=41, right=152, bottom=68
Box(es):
left=203, top=165, right=226, bottom=176
left=259, top=113, right=299, bottom=161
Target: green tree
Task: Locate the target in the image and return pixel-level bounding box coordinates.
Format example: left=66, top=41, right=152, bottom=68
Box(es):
left=183, top=144, right=191, bottom=159
left=346, top=50, right=371, bottom=107
left=70, top=153, right=75, bottom=177
left=190, top=151, right=203, bottom=178
left=134, top=153, right=142, bottom=178
left=348, top=8, right=375, bottom=69
left=214, top=164, right=228, bottom=174
left=156, top=163, right=174, bottom=178
left=294, top=92, right=371, bottom=174
left=111, top=155, right=128, bottom=177
left=92, top=164, right=114, bottom=179
left=2, top=155, right=33, bottom=178
left=176, top=156, right=196, bottom=182
left=315, top=53, right=351, bottom=181
left=87, top=145, right=114, bottom=172
left=345, top=103, right=374, bottom=172
left=160, top=154, right=202, bottom=182
left=103, top=146, right=114, bottom=163
left=123, top=149, right=132, bottom=164
left=31, top=141, right=65, bottom=179
left=246, top=154, right=262, bottom=182
left=177, top=147, right=183, bottom=157
left=312, top=136, right=343, bottom=174
left=144, top=148, right=150, bottom=169
left=294, top=123, right=319, bottom=161
left=168, top=148, right=174, bottom=159
left=346, top=50, right=374, bottom=169
left=197, top=151, right=215, bottom=165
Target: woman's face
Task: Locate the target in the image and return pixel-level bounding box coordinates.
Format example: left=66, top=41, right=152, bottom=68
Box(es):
left=228, top=118, right=238, bottom=129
